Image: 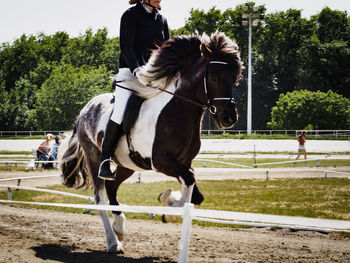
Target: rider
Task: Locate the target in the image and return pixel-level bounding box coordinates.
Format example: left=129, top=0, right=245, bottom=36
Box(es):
left=98, top=0, right=170, bottom=180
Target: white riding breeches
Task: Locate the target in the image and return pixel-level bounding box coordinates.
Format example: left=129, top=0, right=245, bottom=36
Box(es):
left=110, top=68, right=134, bottom=124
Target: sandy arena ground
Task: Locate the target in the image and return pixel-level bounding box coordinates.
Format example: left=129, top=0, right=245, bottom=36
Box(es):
left=0, top=169, right=350, bottom=262
left=0, top=203, right=349, bottom=263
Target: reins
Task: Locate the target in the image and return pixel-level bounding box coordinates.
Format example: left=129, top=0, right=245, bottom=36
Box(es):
left=114, top=80, right=205, bottom=110
left=114, top=60, right=236, bottom=115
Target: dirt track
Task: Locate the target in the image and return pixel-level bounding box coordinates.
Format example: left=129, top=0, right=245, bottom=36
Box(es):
left=1, top=169, right=350, bottom=262
left=0, top=203, right=349, bottom=263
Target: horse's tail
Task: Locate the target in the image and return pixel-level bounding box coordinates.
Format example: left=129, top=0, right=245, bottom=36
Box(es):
left=59, top=126, right=90, bottom=188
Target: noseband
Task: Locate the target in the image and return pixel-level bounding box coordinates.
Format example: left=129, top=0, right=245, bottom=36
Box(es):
left=203, top=61, right=236, bottom=115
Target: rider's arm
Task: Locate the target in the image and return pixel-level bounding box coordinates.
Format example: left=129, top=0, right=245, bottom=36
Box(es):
left=119, top=9, right=139, bottom=73
left=164, top=19, right=170, bottom=41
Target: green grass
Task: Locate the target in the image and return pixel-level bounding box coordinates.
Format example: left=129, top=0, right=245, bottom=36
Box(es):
left=1, top=157, right=349, bottom=172
left=201, top=133, right=349, bottom=140
left=1, top=178, right=349, bottom=222
left=193, top=158, right=350, bottom=168
left=0, top=151, right=33, bottom=155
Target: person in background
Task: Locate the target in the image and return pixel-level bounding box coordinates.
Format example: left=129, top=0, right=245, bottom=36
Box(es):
left=98, top=0, right=170, bottom=180
left=50, top=136, right=61, bottom=168
left=51, top=136, right=61, bottom=160
left=37, top=133, right=54, bottom=168
left=295, top=131, right=307, bottom=160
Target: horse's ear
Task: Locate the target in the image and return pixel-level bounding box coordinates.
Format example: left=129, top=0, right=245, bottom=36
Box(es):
left=200, top=32, right=212, bottom=58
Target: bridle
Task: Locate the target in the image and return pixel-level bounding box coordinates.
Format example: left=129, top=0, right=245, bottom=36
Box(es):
left=203, top=61, right=236, bottom=115
left=114, top=60, right=236, bottom=115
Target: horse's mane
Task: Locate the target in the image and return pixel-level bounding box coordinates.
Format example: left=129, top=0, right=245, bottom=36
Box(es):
left=125, top=32, right=242, bottom=99
left=137, top=34, right=202, bottom=88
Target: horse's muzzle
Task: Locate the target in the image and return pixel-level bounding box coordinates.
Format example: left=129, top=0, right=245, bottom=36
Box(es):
left=217, top=106, right=238, bottom=129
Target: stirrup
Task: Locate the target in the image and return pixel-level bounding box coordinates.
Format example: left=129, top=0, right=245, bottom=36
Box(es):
left=98, top=158, right=117, bottom=180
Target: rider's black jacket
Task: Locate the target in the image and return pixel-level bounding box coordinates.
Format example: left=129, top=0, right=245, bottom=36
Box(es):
left=119, top=2, right=170, bottom=73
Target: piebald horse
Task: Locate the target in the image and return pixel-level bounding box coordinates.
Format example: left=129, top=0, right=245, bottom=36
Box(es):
left=59, top=32, right=243, bottom=253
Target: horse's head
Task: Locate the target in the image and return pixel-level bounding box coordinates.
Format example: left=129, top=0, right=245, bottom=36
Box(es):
left=199, top=32, right=243, bottom=129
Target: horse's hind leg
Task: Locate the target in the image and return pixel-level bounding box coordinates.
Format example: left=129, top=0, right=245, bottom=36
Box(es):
left=105, top=166, right=134, bottom=241
left=81, top=141, right=124, bottom=254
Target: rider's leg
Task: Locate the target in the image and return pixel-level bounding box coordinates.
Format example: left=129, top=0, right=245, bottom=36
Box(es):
left=98, top=119, right=123, bottom=180
left=98, top=69, right=133, bottom=180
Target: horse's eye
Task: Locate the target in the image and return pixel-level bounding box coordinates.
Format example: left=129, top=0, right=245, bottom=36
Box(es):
left=210, top=75, right=219, bottom=83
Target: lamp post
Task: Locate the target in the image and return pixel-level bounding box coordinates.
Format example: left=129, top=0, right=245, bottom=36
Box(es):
left=242, top=5, right=259, bottom=135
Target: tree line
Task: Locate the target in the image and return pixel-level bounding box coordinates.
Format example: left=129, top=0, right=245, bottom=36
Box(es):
left=0, top=2, right=349, bottom=131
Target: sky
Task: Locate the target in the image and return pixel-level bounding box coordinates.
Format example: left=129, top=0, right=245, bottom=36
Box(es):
left=1, top=0, right=349, bottom=43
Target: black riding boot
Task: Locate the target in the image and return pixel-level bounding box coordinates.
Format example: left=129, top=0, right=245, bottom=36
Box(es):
left=98, top=120, right=123, bottom=180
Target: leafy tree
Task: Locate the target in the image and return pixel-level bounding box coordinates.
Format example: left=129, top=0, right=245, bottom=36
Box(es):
left=6, top=60, right=57, bottom=130
left=316, top=7, right=349, bottom=43
left=184, top=7, right=224, bottom=35
left=62, top=28, right=120, bottom=73
left=299, top=8, right=350, bottom=98
left=26, top=64, right=113, bottom=130
left=267, top=90, right=350, bottom=129
left=37, top=31, right=70, bottom=63
left=0, top=35, right=40, bottom=91
left=0, top=82, right=11, bottom=129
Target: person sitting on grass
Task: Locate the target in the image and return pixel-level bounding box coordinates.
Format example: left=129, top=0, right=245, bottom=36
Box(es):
left=37, top=133, right=54, bottom=168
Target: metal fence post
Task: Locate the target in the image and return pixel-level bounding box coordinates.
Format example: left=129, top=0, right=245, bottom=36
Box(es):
left=7, top=187, right=12, bottom=200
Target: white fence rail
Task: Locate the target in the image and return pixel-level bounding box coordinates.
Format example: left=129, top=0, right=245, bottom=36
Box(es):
left=0, top=130, right=66, bottom=137
left=201, top=129, right=350, bottom=138
left=1, top=130, right=349, bottom=138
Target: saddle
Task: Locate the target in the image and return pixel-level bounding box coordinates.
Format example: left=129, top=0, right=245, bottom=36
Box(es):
left=121, top=94, right=152, bottom=170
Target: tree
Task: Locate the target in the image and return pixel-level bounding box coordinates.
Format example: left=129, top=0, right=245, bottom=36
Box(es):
left=62, top=28, right=120, bottom=73
left=0, top=82, right=11, bottom=129
left=0, top=35, right=40, bottom=91
left=26, top=64, right=113, bottom=130
left=299, top=8, right=350, bottom=98
left=267, top=90, right=350, bottom=130
left=183, top=7, right=224, bottom=35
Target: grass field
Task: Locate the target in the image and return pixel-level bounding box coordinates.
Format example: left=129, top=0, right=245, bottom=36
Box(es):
left=193, top=158, right=350, bottom=168
left=0, top=157, right=349, bottom=171
left=1, top=178, right=349, bottom=223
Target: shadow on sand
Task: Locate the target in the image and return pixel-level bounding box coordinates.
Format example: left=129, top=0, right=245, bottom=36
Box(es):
left=31, top=244, right=177, bottom=263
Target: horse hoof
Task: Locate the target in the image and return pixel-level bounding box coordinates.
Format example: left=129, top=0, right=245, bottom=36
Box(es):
left=161, top=214, right=179, bottom=223
left=108, top=244, right=125, bottom=254
left=158, top=189, right=181, bottom=206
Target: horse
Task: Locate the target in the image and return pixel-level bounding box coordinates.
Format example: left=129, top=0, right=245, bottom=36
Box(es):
left=59, top=31, right=243, bottom=253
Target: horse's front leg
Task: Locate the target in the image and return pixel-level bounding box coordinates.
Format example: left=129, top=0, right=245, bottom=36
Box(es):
left=170, top=177, right=194, bottom=206
left=156, top=156, right=204, bottom=208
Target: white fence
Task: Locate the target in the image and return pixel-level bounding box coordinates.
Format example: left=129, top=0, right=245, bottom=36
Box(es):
left=0, top=130, right=66, bottom=137
left=201, top=129, right=350, bottom=138
left=1, top=130, right=350, bottom=138
left=1, top=173, right=350, bottom=262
